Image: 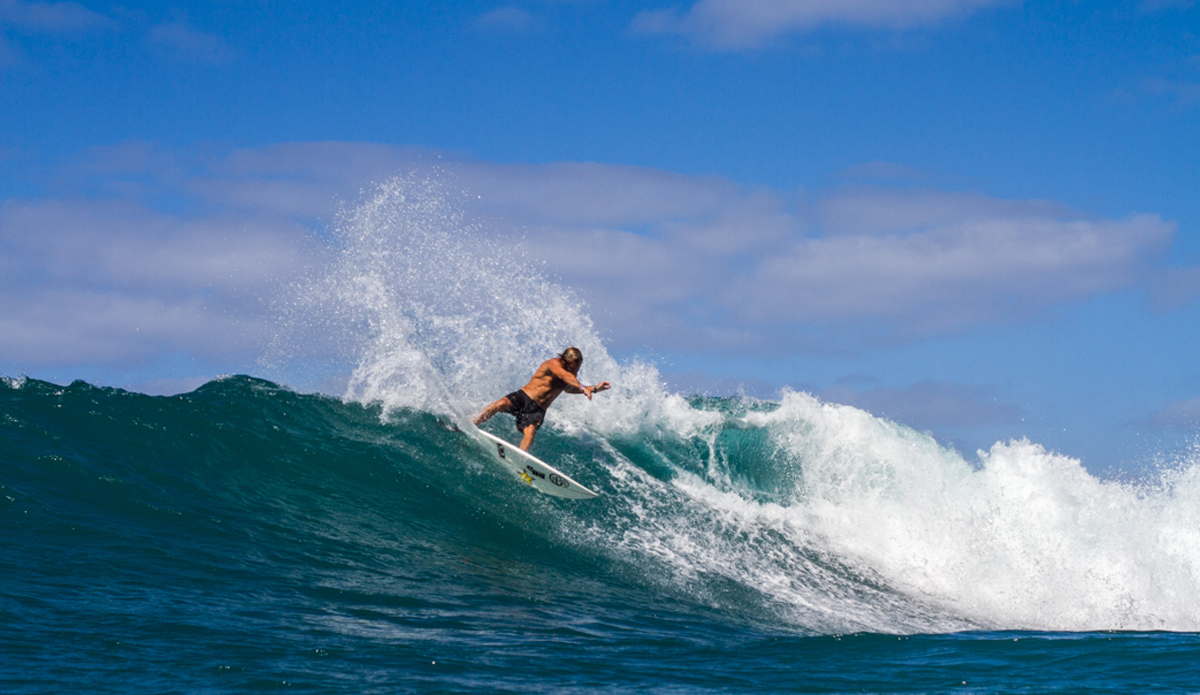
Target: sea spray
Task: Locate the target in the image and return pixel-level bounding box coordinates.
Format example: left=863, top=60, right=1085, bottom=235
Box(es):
left=12, top=376, right=1200, bottom=694
left=721, top=391, right=1200, bottom=631
left=277, top=174, right=710, bottom=438
left=259, top=175, right=1200, bottom=635
left=10, top=193, right=1200, bottom=695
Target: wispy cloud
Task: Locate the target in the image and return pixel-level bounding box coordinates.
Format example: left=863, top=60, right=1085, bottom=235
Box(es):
left=0, top=0, right=113, bottom=34
left=1139, top=0, right=1195, bottom=12
left=0, top=33, right=19, bottom=66
left=1142, top=398, right=1200, bottom=430
left=147, top=21, right=234, bottom=65
left=631, top=0, right=1016, bottom=49
left=474, top=6, right=543, bottom=34
left=751, top=189, right=1171, bottom=332
left=818, top=380, right=1023, bottom=431
left=1148, top=267, right=1200, bottom=313
left=453, top=165, right=1174, bottom=353
left=1144, top=77, right=1200, bottom=108
left=1, top=3, right=233, bottom=69
left=0, top=178, right=316, bottom=367
left=1, top=143, right=1187, bottom=377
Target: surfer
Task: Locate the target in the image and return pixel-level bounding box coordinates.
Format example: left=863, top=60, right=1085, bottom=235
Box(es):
left=473, top=347, right=611, bottom=451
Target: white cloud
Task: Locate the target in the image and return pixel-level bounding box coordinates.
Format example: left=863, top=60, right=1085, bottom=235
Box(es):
left=0, top=193, right=315, bottom=366
left=742, top=189, right=1172, bottom=332
left=0, top=143, right=1186, bottom=377
left=631, top=0, right=1015, bottom=49
left=0, top=0, right=112, bottom=34
left=454, top=166, right=1174, bottom=351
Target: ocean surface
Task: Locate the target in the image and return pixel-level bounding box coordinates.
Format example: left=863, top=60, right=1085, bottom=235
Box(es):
left=5, top=375, right=1200, bottom=693
left=5, top=177, right=1200, bottom=692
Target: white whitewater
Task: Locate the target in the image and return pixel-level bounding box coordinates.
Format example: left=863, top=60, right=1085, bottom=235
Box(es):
left=280, top=175, right=1200, bottom=634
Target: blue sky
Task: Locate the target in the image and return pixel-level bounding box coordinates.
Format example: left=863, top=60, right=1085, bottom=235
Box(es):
left=2, top=0, right=1199, bottom=472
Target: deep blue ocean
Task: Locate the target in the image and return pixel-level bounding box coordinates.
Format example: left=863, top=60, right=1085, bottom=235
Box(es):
left=5, top=178, right=1200, bottom=692
left=4, top=375, right=1200, bottom=693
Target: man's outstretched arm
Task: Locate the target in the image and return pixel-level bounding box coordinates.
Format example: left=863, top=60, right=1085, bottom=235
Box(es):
left=548, top=361, right=587, bottom=392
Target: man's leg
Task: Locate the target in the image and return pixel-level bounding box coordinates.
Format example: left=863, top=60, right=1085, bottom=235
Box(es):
left=473, top=397, right=511, bottom=426
left=519, top=423, right=539, bottom=451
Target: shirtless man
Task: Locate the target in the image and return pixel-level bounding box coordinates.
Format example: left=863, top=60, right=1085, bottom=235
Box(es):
left=473, top=346, right=611, bottom=451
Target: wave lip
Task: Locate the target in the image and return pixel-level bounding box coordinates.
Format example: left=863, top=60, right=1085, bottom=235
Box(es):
left=9, top=177, right=1198, bottom=643
left=6, top=365, right=1200, bottom=656
left=257, top=175, right=1200, bottom=635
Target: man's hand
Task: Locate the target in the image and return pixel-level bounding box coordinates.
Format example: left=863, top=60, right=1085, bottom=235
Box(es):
left=584, top=381, right=612, bottom=399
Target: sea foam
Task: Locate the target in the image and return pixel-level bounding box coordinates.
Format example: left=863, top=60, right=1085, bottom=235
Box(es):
left=278, top=175, right=1200, bottom=634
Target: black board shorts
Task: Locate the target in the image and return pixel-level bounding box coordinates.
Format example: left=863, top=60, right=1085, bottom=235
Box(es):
left=505, top=389, right=546, bottom=433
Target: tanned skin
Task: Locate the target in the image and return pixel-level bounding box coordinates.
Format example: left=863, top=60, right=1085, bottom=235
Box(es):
left=473, top=353, right=612, bottom=451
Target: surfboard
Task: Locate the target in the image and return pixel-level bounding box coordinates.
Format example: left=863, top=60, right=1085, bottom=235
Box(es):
left=468, top=427, right=599, bottom=500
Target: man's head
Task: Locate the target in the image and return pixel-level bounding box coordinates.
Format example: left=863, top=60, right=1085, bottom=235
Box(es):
left=559, top=347, right=583, bottom=371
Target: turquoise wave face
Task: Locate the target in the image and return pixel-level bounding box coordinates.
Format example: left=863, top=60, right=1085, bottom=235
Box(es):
left=232, top=176, right=1200, bottom=637
left=0, top=377, right=764, bottom=630
left=8, top=374, right=1200, bottom=638
left=6, top=375, right=1200, bottom=693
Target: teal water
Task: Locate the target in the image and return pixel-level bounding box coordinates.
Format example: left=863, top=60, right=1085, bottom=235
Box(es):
left=7, top=178, right=1200, bottom=691
left=4, top=376, right=1200, bottom=693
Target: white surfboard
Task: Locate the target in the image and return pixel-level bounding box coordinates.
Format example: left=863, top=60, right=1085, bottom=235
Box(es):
left=469, top=427, right=599, bottom=499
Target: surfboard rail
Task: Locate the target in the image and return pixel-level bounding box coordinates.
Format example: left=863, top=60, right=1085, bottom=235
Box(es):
left=469, top=427, right=599, bottom=499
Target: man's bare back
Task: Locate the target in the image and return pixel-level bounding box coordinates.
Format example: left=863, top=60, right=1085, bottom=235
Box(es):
left=473, top=347, right=611, bottom=451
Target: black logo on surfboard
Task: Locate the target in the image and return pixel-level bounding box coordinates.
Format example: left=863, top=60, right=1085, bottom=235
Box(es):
left=548, top=473, right=568, bottom=488
left=525, top=465, right=546, bottom=480
left=497, top=443, right=505, bottom=459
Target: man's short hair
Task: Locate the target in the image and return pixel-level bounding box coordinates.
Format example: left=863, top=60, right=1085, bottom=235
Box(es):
left=560, top=347, right=582, bottom=364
